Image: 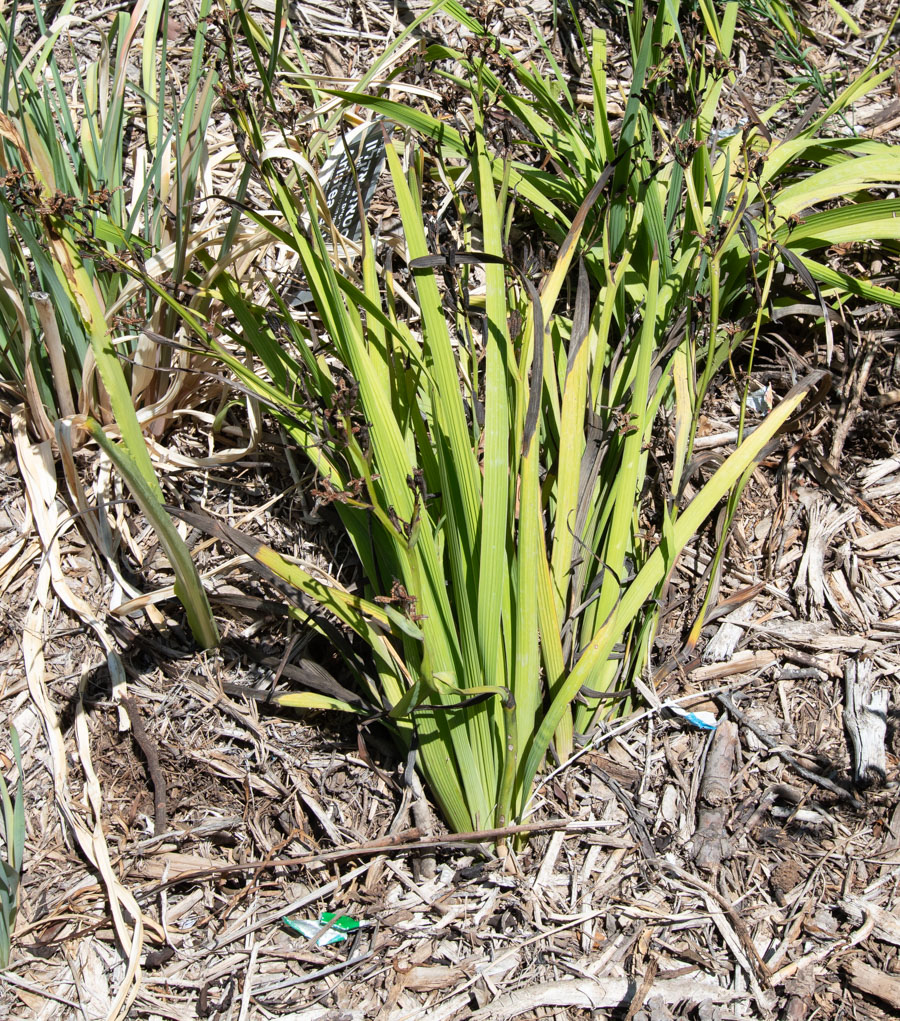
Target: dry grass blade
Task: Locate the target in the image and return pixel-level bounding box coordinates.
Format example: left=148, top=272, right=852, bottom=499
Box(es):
left=13, top=410, right=151, bottom=1018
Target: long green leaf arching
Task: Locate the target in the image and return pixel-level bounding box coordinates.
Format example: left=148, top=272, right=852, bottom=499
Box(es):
left=81, top=418, right=219, bottom=650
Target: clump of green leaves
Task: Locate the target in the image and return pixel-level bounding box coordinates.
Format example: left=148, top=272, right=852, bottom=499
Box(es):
left=0, top=1, right=220, bottom=647
left=182, top=0, right=898, bottom=835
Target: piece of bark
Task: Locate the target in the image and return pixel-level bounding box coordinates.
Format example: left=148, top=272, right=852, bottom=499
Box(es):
left=841, top=958, right=900, bottom=1010
left=395, top=964, right=468, bottom=991
left=702, top=600, right=756, bottom=663
left=843, top=659, right=888, bottom=786
left=634, top=996, right=675, bottom=1021
left=840, top=895, right=900, bottom=947
left=792, top=494, right=857, bottom=619
left=623, top=959, right=659, bottom=1021
left=470, top=973, right=744, bottom=1020
left=793, top=494, right=826, bottom=618
left=783, top=967, right=816, bottom=1021
left=853, top=524, right=900, bottom=551
left=690, top=649, right=776, bottom=682
left=690, top=721, right=738, bottom=869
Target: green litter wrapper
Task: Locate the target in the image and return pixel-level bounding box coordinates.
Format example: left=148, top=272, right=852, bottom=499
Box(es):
left=282, top=912, right=359, bottom=946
